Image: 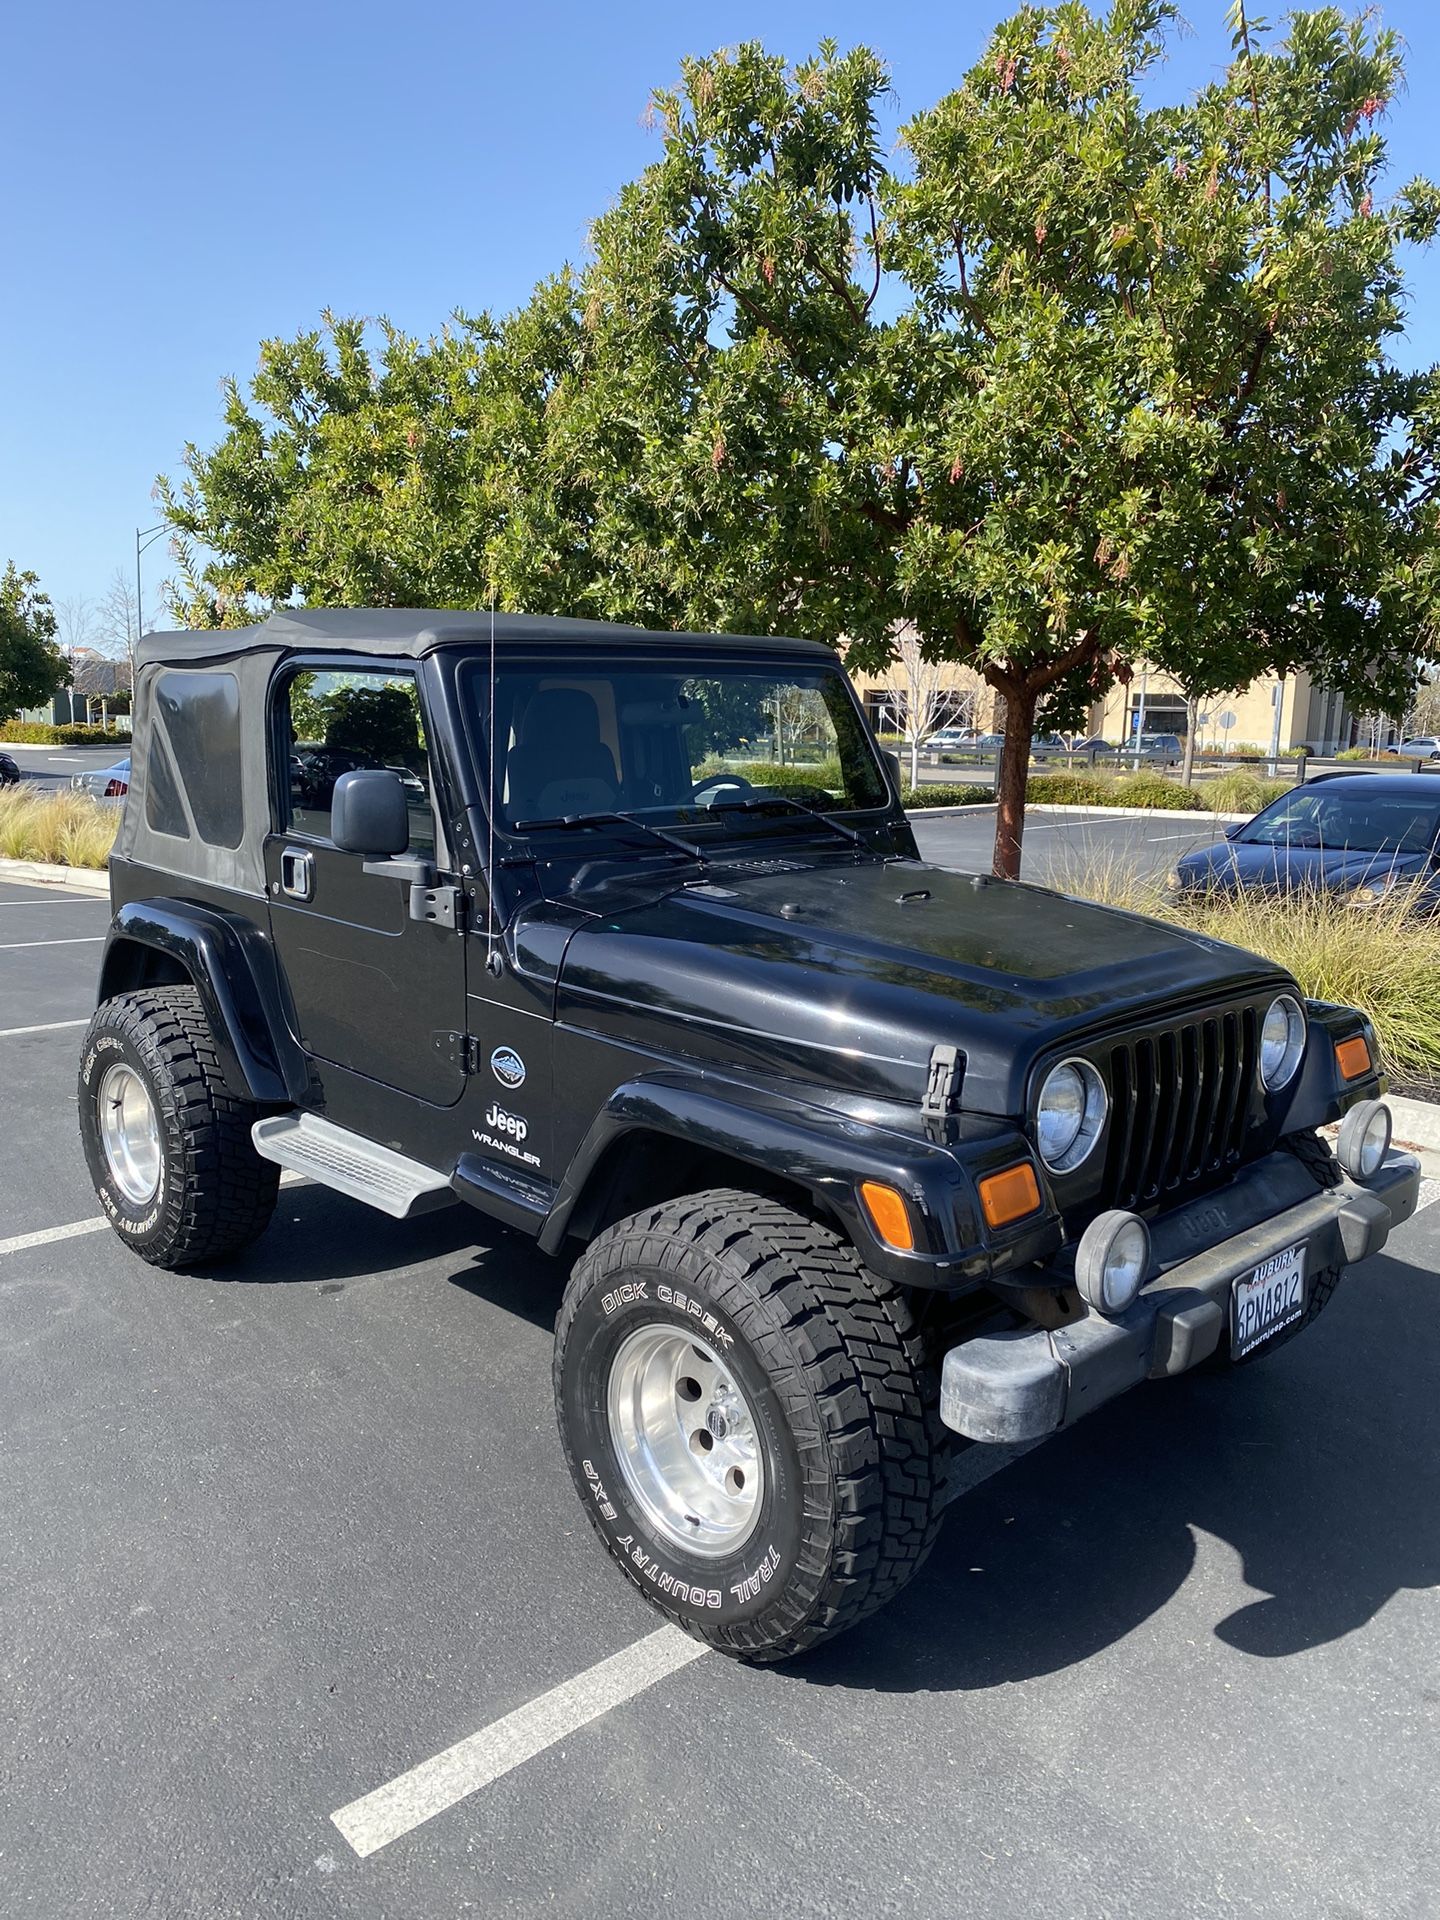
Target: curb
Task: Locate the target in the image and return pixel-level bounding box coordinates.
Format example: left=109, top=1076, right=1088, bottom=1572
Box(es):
left=1386, top=1093, right=1440, bottom=1165
left=0, top=856, right=110, bottom=895
left=909, top=802, right=1250, bottom=824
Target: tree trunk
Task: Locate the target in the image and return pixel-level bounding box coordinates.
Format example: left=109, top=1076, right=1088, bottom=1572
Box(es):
left=992, top=684, right=1038, bottom=880
left=1181, top=695, right=1198, bottom=787
left=910, top=734, right=920, bottom=788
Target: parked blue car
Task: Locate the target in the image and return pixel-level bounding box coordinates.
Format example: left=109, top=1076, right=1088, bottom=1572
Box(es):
left=1172, top=772, right=1440, bottom=904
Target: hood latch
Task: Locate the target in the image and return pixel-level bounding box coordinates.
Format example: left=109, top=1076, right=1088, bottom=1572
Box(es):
left=921, top=1043, right=964, bottom=1144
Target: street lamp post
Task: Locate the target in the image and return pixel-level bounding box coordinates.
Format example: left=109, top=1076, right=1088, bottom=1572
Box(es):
left=135, top=522, right=169, bottom=654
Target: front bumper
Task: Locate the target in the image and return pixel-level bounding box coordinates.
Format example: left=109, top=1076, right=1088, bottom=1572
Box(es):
left=940, top=1147, right=1421, bottom=1444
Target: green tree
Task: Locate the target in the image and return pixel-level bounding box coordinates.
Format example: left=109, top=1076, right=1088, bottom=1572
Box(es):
left=163, top=5, right=1440, bottom=877
left=547, top=4, right=1440, bottom=874
left=0, top=563, right=66, bottom=720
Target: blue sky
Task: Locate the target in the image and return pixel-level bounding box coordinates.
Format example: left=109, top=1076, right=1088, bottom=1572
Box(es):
left=4, top=0, right=1439, bottom=631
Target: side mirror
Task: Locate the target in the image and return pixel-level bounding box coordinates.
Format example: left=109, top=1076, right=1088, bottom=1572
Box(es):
left=331, top=768, right=409, bottom=857
left=1222, top=823, right=1243, bottom=840
left=882, top=748, right=902, bottom=790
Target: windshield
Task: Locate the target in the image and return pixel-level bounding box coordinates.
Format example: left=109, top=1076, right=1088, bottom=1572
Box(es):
left=1240, top=787, right=1440, bottom=854
left=464, top=655, right=888, bottom=834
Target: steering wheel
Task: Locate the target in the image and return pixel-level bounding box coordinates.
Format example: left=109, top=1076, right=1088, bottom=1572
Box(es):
left=692, top=772, right=755, bottom=808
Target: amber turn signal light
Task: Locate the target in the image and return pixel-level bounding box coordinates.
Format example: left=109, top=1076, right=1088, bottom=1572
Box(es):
left=1335, top=1035, right=1372, bottom=1082
left=978, top=1162, right=1042, bottom=1229
left=858, top=1181, right=915, bottom=1252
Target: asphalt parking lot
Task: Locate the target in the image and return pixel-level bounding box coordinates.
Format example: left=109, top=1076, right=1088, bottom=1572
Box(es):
left=911, top=804, right=1225, bottom=886
left=3, top=741, right=131, bottom=794
left=3, top=869, right=1439, bottom=1920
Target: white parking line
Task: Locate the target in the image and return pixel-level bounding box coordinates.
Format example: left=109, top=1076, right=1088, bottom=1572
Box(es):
left=0, top=1217, right=111, bottom=1258
left=331, top=1625, right=709, bottom=1858
left=0, top=936, right=105, bottom=950
left=1414, top=1178, right=1440, bottom=1215
left=0, top=1175, right=311, bottom=1261
left=330, top=1438, right=1032, bottom=1860
left=0, top=899, right=108, bottom=907
left=0, top=1018, right=88, bottom=1038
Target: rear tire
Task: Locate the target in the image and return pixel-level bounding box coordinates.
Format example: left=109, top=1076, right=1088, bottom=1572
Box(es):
left=79, top=987, right=280, bottom=1269
left=554, top=1189, right=947, bottom=1662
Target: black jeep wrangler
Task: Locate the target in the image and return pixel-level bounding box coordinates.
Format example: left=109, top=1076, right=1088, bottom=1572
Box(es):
left=80, top=609, right=1418, bottom=1660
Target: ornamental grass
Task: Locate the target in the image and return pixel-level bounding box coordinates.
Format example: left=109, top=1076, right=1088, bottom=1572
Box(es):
left=0, top=790, right=118, bottom=869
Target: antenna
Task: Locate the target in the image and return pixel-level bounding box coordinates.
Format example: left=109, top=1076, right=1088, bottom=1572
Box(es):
left=485, top=598, right=498, bottom=971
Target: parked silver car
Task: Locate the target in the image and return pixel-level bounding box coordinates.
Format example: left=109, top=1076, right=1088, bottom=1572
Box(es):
left=71, top=757, right=130, bottom=800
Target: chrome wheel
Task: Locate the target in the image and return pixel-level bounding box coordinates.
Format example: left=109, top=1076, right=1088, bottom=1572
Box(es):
left=606, top=1325, right=764, bottom=1558
left=97, top=1062, right=161, bottom=1206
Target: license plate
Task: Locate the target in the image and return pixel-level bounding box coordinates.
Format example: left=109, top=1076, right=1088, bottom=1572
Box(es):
left=1231, top=1243, right=1307, bottom=1357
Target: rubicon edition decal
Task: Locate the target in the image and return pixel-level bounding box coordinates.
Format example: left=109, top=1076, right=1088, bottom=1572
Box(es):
left=490, top=1045, right=525, bottom=1088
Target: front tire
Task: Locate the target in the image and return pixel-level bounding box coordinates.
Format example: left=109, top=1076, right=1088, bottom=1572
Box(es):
left=554, top=1189, right=947, bottom=1661
left=79, top=987, right=280, bottom=1269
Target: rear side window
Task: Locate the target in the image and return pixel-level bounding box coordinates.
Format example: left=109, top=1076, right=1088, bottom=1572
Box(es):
left=145, top=671, right=243, bottom=847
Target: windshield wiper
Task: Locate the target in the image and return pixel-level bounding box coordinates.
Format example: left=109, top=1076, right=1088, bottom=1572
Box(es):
left=707, top=794, right=864, bottom=848
left=512, top=810, right=707, bottom=863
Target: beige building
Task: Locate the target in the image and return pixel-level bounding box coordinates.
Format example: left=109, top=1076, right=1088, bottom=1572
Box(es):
left=1083, top=665, right=1366, bottom=755
left=849, top=647, right=1377, bottom=755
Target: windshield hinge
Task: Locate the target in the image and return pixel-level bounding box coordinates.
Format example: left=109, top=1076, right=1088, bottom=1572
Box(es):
left=410, top=881, right=466, bottom=930
left=434, top=1030, right=481, bottom=1075
left=921, top=1043, right=964, bottom=1143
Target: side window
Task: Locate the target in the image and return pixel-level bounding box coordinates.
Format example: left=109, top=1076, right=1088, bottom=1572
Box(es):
left=280, top=667, right=434, bottom=855
left=146, top=670, right=243, bottom=847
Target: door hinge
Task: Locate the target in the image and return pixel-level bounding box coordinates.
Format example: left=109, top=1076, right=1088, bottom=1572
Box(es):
left=434, top=1030, right=482, bottom=1074
left=410, top=881, right=466, bottom=930
left=921, top=1043, right=964, bottom=1143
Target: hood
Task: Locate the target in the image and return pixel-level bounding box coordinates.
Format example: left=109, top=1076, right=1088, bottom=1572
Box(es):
left=1177, top=839, right=1436, bottom=893
left=555, top=856, right=1289, bottom=1117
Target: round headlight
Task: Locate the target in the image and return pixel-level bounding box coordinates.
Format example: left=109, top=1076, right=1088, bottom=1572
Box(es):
left=1260, top=994, right=1306, bottom=1091
left=1075, top=1209, right=1152, bottom=1316
left=1337, top=1098, right=1391, bottom=1181
left=1035, top=1058, right=1108, bottom=1172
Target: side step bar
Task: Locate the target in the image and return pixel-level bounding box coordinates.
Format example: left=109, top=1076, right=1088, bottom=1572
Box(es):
left=251, top=1114, right=457, bottom=1220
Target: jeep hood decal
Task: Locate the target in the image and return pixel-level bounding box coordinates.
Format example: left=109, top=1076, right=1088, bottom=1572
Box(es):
left=554, top=857, right=1289, bottom=1115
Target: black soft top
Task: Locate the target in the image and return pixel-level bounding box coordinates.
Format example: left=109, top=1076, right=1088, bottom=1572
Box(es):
left=136, top=608, right=837, bottom=669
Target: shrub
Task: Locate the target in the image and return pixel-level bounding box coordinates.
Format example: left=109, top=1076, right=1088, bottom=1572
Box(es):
left=1203, top=770, right=1294, bottom=815
left=729, top=758, right=845, bottom=793
left=1110, top=772, right=1206, bottom=811
left=0, top=790, right=118, bottom=869
left=1025, top=770, right=1117, bottom=806
left=1335, top=746, right=1385, bottom=761
left=0, top=721, right=128, bottom=745
left=1024, top=770, right=1206, bottom=810
left=901, top=783, right=992, bottom=809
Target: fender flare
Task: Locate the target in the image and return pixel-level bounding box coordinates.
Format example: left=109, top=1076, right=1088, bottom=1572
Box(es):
left=97, top=899, right=307, bottom=1107
left=537, top=1071, right=1059, bottom=1287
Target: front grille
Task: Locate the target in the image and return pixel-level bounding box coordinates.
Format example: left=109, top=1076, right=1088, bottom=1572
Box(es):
left=1104, top=1005, right=1260, bottom=1211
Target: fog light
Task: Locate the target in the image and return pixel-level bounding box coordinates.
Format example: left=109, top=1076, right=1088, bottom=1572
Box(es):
left=1075, top=1209, right=1151, bottom=1316
left=1336, top=1099, right=1391, bottom=1182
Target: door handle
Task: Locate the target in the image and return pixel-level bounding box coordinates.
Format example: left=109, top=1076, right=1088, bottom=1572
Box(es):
left=279, top=848, right=314, bottom=901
